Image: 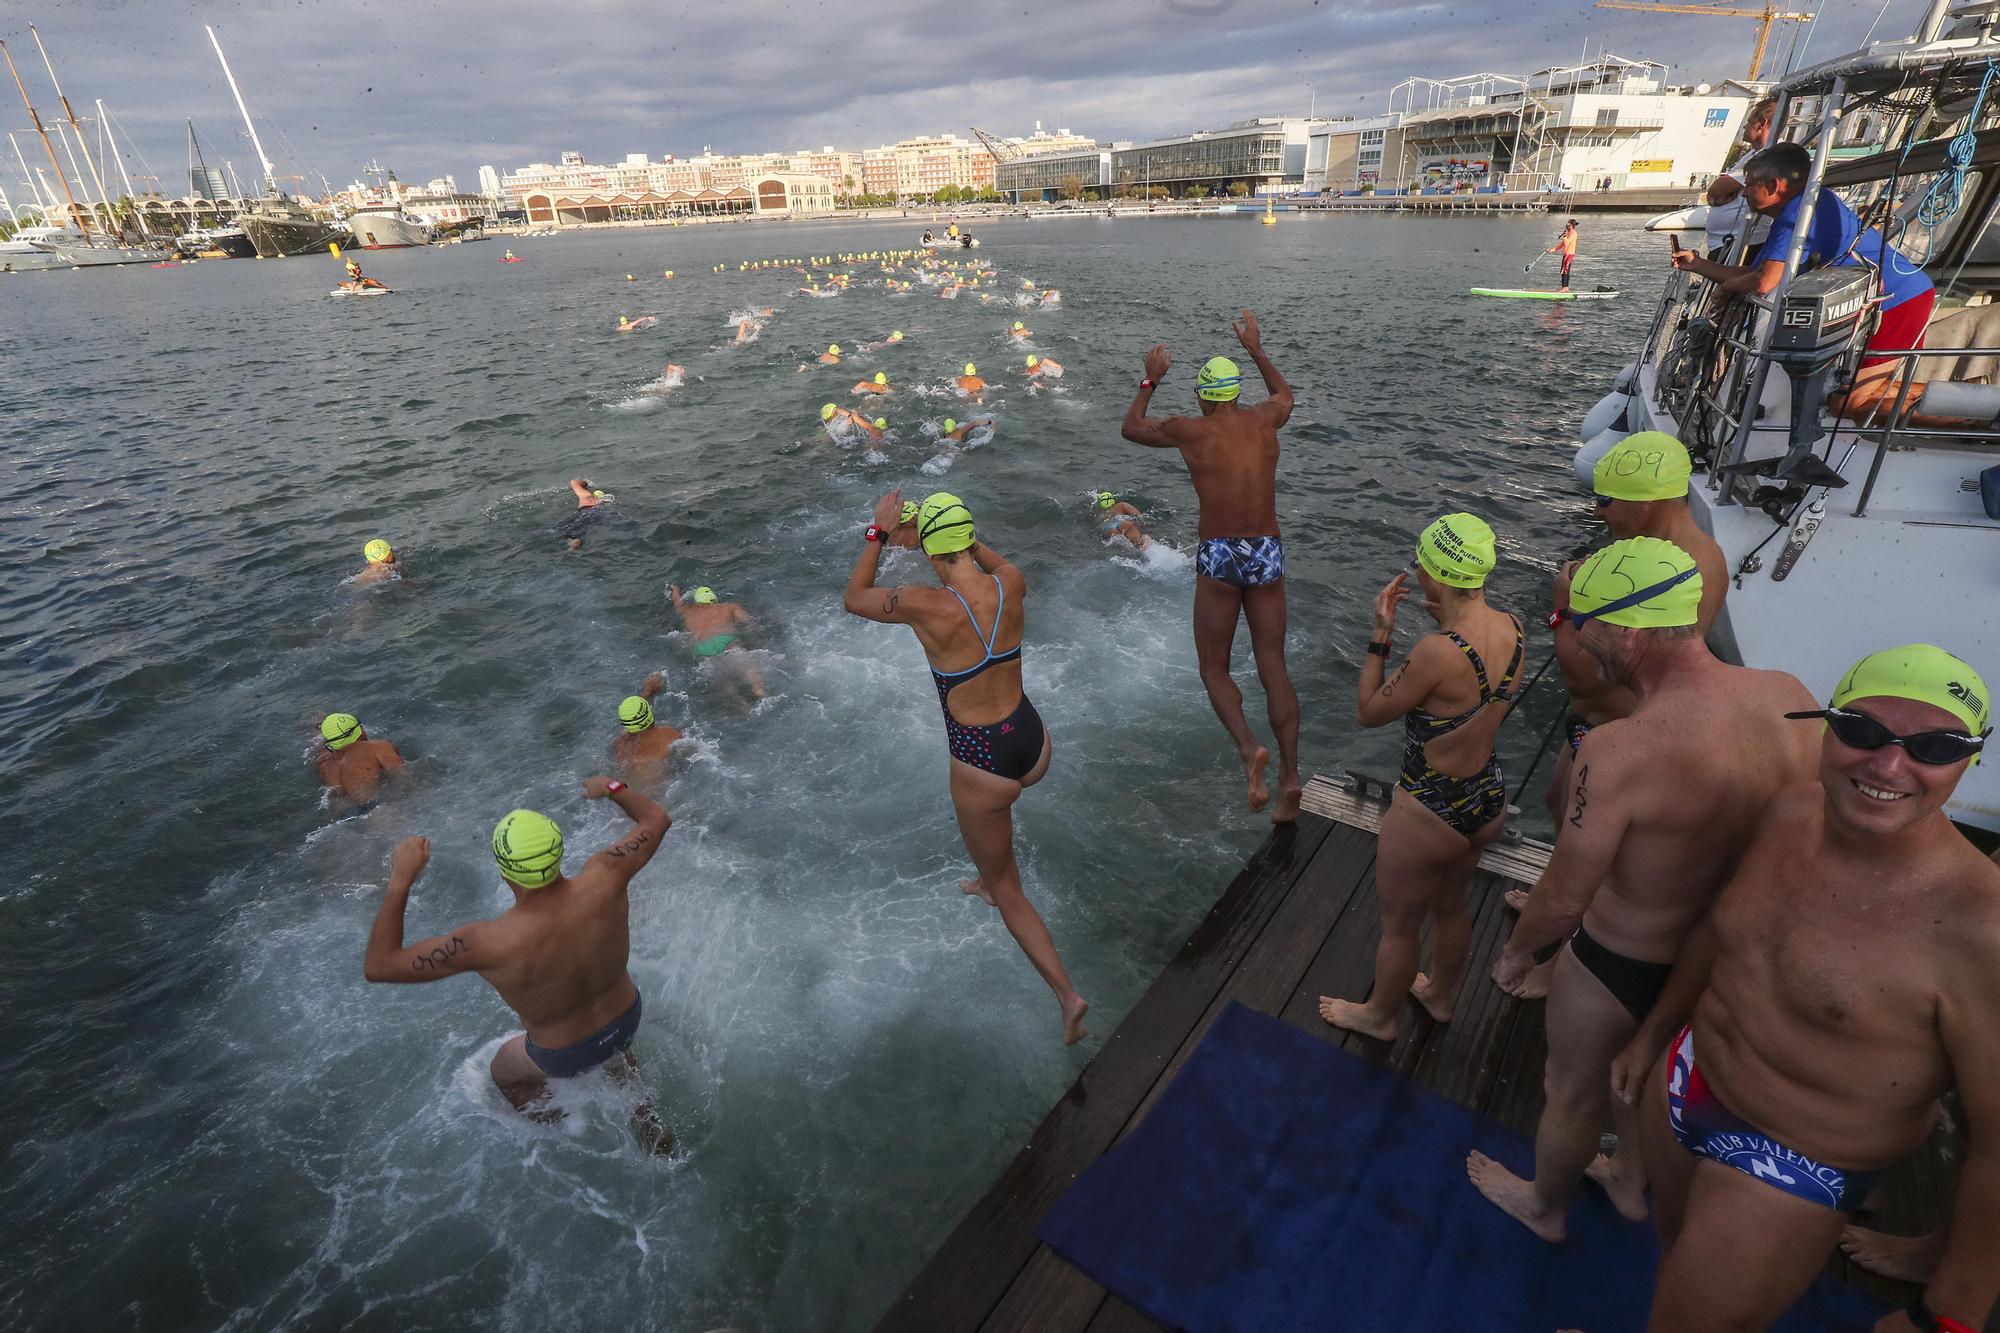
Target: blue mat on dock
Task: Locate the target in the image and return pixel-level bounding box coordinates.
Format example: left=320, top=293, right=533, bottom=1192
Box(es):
left=1034, top=1001, right=1885, bottom=1333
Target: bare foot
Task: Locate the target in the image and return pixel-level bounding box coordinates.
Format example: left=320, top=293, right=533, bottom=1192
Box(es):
left=1318, top=995, right=1396, bottom=1041
left=960, top=877, right=996, bottom=907
left=1514, top=958, right=1555, bottom=1001
left=1584, top=1153, right=1649, bottom=1223
left=1504, top=887, right=1529, bottom=911
left=1062, top=993, right=1090, bottom=1046
left=1270, top=780, right=1303, bottom=824
left=631, top=1105, right=675, bottom=1157
left=1410, top=972, right=1453, bottom=1023
left=1244, top=746, right=1271, bottom=812
left=1467, top=1150, right=1567, bottom=1243
left=1839, top=1225, right=1944, bottom=1283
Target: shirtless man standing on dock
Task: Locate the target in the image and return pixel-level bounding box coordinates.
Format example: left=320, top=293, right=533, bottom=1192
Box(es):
left=1120, top=310, right=1301, bottom=821
left=1468, top=537, right=1818, bottom=1242
left=1619, top=645, right=1999, bottom=1333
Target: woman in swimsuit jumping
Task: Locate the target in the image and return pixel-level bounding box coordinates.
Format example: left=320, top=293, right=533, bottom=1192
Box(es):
left=1321, top=513, right=1524, bottom=1043
left=844, top=488, right=1089, bottom=1045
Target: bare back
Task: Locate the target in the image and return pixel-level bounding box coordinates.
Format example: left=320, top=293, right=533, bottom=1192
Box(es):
left=1171, top=404, right=1283, bottom=539
left=1580, top=664, right=1819, bottom=960
left=474, top=861, right=639, bottom=1048
left=317, top=739, right=400, bottom=799
left=678, top=602, right=742, bottom=640
left=1409, top=602, right=1524, bottom=780
left=905, top=560, right=1027, bottom=727
left=1694, top=788, right=2000, bottom=1167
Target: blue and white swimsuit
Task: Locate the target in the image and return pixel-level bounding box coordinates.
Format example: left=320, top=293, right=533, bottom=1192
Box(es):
left=1196, top=536, right=1285, bottom=588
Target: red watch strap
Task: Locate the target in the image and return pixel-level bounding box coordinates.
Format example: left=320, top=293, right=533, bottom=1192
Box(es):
left=1140, top=377, right=1155, bottom=389
left=606, top=780, right=626, bottom=794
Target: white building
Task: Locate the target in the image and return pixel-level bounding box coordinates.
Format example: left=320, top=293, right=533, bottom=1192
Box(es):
left=478, top=164, right=501, bottom=200
left=1112, top=117, right=1332, bottom=196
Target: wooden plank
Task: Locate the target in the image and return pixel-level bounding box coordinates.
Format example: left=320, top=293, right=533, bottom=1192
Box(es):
left=1082, top=1293, right=1166, bottom=1333
left=1301, top=774, right=1552, bottom=886
left=876, top=814, right=1337, bottom=1333
left=978, top=822, right=1381, bottom=1333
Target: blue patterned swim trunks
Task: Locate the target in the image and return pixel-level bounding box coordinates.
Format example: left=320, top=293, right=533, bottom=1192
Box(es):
left=1196, top=536, right=1285, bottom=588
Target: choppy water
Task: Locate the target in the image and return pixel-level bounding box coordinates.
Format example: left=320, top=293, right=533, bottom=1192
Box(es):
left=0, top=213, right=1667, bottom=1330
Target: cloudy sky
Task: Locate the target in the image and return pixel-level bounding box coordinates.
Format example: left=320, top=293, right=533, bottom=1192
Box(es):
left=5, top=0, right=1928, bottom=194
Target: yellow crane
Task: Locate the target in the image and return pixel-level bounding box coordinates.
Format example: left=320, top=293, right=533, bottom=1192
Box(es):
left=1593, top=1, right=1815, bottom=82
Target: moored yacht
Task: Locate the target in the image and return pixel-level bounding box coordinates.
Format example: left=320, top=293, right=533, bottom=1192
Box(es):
left=348, top=205, right=432, bottom=249
left=1575, top=0, right=2000, bottom=831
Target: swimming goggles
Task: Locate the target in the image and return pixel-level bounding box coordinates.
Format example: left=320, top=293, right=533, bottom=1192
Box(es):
left=1564, top=566, right=1699, bottom=629
left=1784, top=706, right=1989, bottom=766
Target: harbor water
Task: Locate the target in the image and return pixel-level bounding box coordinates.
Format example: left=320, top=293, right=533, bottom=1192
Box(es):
left=0, top=214, right=1667, bottom=1330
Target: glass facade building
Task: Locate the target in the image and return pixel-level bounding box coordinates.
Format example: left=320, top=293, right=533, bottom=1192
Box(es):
left=996, top=149, right=1112, bottom=200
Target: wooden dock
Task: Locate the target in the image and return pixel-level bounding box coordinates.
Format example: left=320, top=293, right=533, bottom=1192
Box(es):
left=877, top=774, right=1950, bottom=1332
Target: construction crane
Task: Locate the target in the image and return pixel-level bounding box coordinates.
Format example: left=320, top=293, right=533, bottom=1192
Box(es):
left=1593, top=2, right=1815, bottom=82
left=968, top=127, right=1021, bottom=161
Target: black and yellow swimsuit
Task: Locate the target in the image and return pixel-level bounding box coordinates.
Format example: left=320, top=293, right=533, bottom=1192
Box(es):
left=1397, top=619, right=1524, bottom=837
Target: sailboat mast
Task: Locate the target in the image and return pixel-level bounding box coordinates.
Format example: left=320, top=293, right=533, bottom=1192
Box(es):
left=53, top=122, right=100, bottom=228
left=98, top=99, right=154, bottom=238
left=0, top=183, right=18, bottom=227
left=30, top=26, right=116, bottom=226
left=0, top=39, right=91, bottom=235
left=206, top=26, right=276, bottom=194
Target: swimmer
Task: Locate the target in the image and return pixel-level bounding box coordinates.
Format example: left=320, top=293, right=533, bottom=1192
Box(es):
left=611, top=672, right=683, bottom=774
left=1616, top=646, right=1999, bottom=1333
left=887, top=499, right=921, bottom=549
left=955, top=362, right=986, bottom=399
left=819, top=343, right=842, bottom=366
left=870, top=330, right=907, bottom=350
left=668, top=583, right=765, bottom=705
left=939, top=416, right=994, bottom=446
left=357, top=538, right=399, bottom=586
left=843, top=488, right=1089, bottom=1046
left=314, top=712, right=405, bottom=802
left=1009, top=320, right=1032, bottom=340
left=1025, top=355, right=1064, bottom=381
left=659, top=363, right=687, bottom=387
left=362, top=782, right=676, bottom=1135
left=734, top=318, right=761, bottom=345
left=1039, top=289, right=1061, bottom=306
left=1120, top=310, right=1301, bottom=821
left=821, top=402, right=885, bottom=442
left=853, top=371, right=892, bottom=397
left=1094, top=490, right=1150, bottom=550
left=570, top=478, right=609, bottom=509
left=560, top=480, right=611, bottom=551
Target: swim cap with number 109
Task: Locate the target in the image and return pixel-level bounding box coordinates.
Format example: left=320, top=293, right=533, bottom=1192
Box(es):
left=1593, top=431, right=1692, bottom=502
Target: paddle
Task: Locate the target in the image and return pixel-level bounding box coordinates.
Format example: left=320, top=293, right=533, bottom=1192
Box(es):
left=1524, top=248, right=1544, bottom=274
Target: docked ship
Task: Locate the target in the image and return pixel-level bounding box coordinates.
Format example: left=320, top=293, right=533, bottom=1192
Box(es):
left=1, top=223, right=72, bottom=272
left=236, top=193, right=345, bottom=258
left=1575, top=0, right=2000, bottom=832
left=348, top=204, right=432, bottom=249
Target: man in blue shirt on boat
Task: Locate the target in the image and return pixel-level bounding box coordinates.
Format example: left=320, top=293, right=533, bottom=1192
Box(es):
left=1670, top=142, right=1935, bottom=424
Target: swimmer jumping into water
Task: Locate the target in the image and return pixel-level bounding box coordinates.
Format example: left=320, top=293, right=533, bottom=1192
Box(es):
left=362, top=783, right=674, bottom=1143
left=314, top=712, right=406, bottom=802
left=669, top=583, right=766, bottom=706
left=844, top=488, right=1089, bottom=1046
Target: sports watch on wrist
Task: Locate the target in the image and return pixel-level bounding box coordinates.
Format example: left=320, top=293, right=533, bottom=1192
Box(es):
left=605, top=780, right=626, bottom=794
left=864, top=525, right=887, bottom=544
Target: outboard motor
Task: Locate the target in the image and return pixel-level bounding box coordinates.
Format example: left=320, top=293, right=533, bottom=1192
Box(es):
left=1723, top=267, right=1875, bottom=488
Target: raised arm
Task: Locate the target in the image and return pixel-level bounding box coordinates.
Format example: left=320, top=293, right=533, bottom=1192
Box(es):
left=363, top=837, right=485, bottom=984
left=1121, top=344, right=1195, bottom=448
left=844, top=490, right=920, bottom=623
left=968, top=540, right=1015, bottom=580
left=1233, top=310, right=1293, bottom=427
left=1356, top=574, right=1437, bottom=728
left=1922, top=892, right=2000, bottom=1327
left=1493, top=731, right=1635, bottom=989
left=581, top=776, right=672, bottom=882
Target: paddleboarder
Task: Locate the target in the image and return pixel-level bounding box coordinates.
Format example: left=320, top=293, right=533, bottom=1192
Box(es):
left=1546, top=220, right=1579, bottom=291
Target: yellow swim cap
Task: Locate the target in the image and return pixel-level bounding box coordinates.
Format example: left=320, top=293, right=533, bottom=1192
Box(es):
left=874, top=371, right=887, bottom=384
left=321, top=713, right=362, bottom=750
left=1831, top=644, right=1990, bottom=737
left=1013, top=321, right=1024, bottom=330
left=874, top=417, right=887, bottom=429
left=828, top=344, right=841, bottom=355
left=943, top=418, right=957, bottom=433
left=963, top=362, right=977, bottom=376
left=1567, top=536, right=1702, bottom=629
left=618, top=695, right=654, bottom=733
left=363, top=539, right=392, bottom=564
left=822, top=402, right=838, bottom=421
left=1197, top=356, right=1243, bottom=401
left=891, top=330, right=904, bottom=339
left=1414, top=513, right=1497, bottom=589
left=1026, top=355, right=1040, bottom=368
left=592, top=489, right=607, bottom=498
left=918, top=492, right=976, bottom=556
left=900, top=500, right=919, bottom=524
left=1593, top=431, right=1693, bottom=503
left=1097, top=491, right=1115, bottom=509
left=691, top=586, right=718, bottom=605
left=492, top=809, right=564, bottom=889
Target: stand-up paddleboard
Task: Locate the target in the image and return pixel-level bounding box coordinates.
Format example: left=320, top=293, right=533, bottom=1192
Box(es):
left=330, top=285, right=392, bottom=297
left=1469, top=286, right=1619, bottom=301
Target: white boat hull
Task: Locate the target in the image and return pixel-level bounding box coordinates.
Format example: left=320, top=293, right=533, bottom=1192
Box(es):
left=1644, top=204, right=1708, bottom=232
left=349, top=211, right=432, bottom=249
left=35, top=239, right=172, bottom=267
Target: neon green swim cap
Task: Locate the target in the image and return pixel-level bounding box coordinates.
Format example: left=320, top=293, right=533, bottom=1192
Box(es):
left=828, top=343, right=841, bottom=354
left=1197, top=356, right=1243, bottom=402
left=1097, top=491, right=1115, bottom=509
left=1013, top=321, right=1024, bottom=331
left=899, top=500, right=919, bottom=524
left=918, top=492, right=976, bottom=556
left=963, top=362, right=977, bottom=376
left=874, top=417, right=887, bottom=429
left=874, top=371, right=887, bottom=384
left=592, top=489, right=607, bottom=498
left=1567, top=536, right=1702, bottom=628
left=321, top=713, right=362, bottom=750
left=691, top=586, right=718, bottom=605
left=1414, top=513, right=1497, bottom=589
left=363, top=539, right=392, bottom=564
left=1831, top=644, right=1990, bottom=736
left=492, top=809, right=563, bottom=889
left=943, top=418, right=957, bottom=433
left=1026, top=355, right=1040, bottom=368
left=891, top=330, right=904, bottom=339
left=822, top=402, right=838, bottom=421
left=618, top=695, right=654, bottom=734
left=1593, top=431, right=1693, bottom=503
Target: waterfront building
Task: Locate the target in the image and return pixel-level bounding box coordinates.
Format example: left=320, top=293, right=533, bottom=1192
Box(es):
left=515, top=169, right=831, bottom=227
left=1110, top=117, right=1330, bottom=196
left=477, top=164, right=501, bottom=200
left=406, top=191, right=497, bottom=226
left=996, top=145, right=1117, bottom=201
left=860, top=134, right=997, bottom=199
